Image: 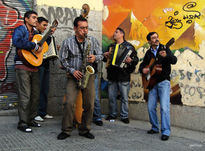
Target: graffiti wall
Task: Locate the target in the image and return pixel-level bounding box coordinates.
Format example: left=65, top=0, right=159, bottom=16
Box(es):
left=0, top=0, right=103, bottom=111
left=36, top=0, right=103, bottom=45
left=103, top=0, right=205, bottom=106
left=35, top=0, right=103, bottom=111
left=0, top=0, right=33, bottom=110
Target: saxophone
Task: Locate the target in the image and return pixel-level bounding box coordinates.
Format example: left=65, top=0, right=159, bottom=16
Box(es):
left=78, top=35, right=95, bottom=89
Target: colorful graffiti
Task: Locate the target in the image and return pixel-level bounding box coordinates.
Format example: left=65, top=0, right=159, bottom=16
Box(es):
left=0, top=0, right=23, bottom=81
left=0, top=0, right=32, bottom=110
left=103, top=0, right=205, bottom=106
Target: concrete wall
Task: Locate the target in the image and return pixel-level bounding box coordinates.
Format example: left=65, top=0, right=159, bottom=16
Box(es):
left=101, top=99, right=205, bottom=132
left=35, top=0, right=103, bottom=115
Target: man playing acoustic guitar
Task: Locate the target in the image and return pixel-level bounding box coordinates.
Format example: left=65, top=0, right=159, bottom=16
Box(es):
left=139, top=32, right=177, bottom=141
left=12, top=10, right=43, bottom=133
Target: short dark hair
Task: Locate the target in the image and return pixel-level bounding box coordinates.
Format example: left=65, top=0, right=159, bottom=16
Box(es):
left=73, top=16, right=87, bottom=27
left=116, top=27, right=125, bottom=40
left=24, top=10, right=38, bottom=24
left=37, top=17, right=48, bottom=23
left=146, top=32, right=158, bottom=41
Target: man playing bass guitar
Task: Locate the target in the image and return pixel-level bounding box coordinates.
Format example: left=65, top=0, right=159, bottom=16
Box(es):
left=139, top=32, right=177, bottom=141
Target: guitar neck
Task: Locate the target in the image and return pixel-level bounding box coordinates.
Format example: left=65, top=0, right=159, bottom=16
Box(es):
left=38, top=29, right=52, bottom=46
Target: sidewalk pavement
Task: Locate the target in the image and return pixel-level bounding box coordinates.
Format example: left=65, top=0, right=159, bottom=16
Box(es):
left=0, top=115, right=205, bottom=151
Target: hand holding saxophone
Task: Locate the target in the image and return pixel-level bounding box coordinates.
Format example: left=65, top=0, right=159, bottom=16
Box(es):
left=87, top=54, right=95, bottom=63
left=73, top=70, right=83, bottom=80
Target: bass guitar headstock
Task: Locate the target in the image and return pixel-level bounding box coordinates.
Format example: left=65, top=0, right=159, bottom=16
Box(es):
left=51, top=19, right=58, bottom=28
left=80, top=4, right=90, bottom=19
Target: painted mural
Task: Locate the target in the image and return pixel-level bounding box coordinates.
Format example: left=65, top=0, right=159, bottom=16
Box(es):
left=0, top=0, right=32, bottom=110
left=103, top=0, right=205, bottom=106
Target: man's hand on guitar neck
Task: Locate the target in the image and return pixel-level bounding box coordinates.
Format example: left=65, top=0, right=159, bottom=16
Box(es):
left=159, top=50, right=167, bottom=57
left=142, top=68, right=150, bottom=75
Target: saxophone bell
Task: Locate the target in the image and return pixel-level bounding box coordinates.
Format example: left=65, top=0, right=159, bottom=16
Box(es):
left=78, top=65, right=95, bottom=89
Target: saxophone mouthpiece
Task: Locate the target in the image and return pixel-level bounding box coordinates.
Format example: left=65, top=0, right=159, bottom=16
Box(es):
left=84, top=34, right=87, bottom=38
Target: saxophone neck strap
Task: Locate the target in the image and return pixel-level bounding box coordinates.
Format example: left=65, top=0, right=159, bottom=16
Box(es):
left=75, top=36, right=85, bottom=59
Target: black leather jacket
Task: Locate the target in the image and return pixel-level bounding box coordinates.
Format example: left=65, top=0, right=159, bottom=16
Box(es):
left=139, top=43, right=177, bottom=84
left=104, top=41, right=139, bottom=82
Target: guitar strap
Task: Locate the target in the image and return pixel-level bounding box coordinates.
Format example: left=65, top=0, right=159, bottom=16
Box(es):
left=75, top=36, right=85, bottom=59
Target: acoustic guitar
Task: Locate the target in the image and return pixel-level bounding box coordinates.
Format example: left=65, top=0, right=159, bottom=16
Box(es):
left=19, top=19, right=58, bottom=67
left=142, top=38, right=175, bottom=89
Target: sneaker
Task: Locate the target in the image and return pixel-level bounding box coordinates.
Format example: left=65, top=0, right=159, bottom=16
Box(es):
left=34, top=116, right=44, bottom=122
left=28, top=121, right=41, bottom=127
left=121, top=118, right=130, bottom=124
left=106, top=115, right=117, bottom=120
left=17, top=122, right=32, bottom=133
left=44, top=114, right=53, bottom=119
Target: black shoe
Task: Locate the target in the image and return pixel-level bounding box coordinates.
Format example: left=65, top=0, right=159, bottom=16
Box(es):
left=17, top=122, right=32, bottom=133
left=106, top=115, right=117, bottom=120
left=79, top=132, right=95, bottom=139
left=147, top=129, right=159, bottom=134
left=28, top=121, right=41, bottom=127
left=57, top=132, right=70, bottom=140
left=161, top=135, right=169, bottom=141
left=93, top=120, right=103, bottom=126
left=121, top=118, right=130, bottom=124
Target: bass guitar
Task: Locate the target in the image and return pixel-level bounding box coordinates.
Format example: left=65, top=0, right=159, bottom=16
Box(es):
left=142, top=38, right=175, bottom=89
left=19, top=19, right=58, bottom=67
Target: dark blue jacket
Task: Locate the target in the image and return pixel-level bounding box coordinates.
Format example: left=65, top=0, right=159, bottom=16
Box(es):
left=12, top=25, right=38, bottom=65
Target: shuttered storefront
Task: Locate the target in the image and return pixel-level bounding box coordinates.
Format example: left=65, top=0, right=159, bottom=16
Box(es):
left=0, top=0, right=33, bottom=110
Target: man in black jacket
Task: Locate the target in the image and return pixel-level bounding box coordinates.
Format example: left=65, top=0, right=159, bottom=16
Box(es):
left=104, top=27, right=138, bottom=124
left=139, top=32, right=177, bottom=141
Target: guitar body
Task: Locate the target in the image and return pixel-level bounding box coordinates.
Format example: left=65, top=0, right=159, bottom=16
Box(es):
left=142, top=58, right=162, bottom=89
left=142, top=58, right=155, bottom=89
left=20, top=34, right=49, bottom=67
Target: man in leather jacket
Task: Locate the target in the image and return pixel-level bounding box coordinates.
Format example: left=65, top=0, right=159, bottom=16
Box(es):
left=139, top=32, right=177, bottom=141
left=104, top=27, right=138, bottom=124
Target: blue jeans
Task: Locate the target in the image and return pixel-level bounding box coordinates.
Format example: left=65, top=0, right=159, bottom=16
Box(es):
left=108, top=81, right=130, bottom=119
left=38, top=64, right=50, bottom=117
left=93, top=74, right=102, bottom=121
left=148, top=80, right=171, bottom=136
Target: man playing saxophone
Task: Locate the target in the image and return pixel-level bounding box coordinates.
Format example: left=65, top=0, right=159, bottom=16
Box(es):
left=58, top=16, right=103, bottom=140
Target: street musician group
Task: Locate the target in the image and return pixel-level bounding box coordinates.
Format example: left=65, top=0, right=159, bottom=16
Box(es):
left=12, top=6, right=177, bottom=142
